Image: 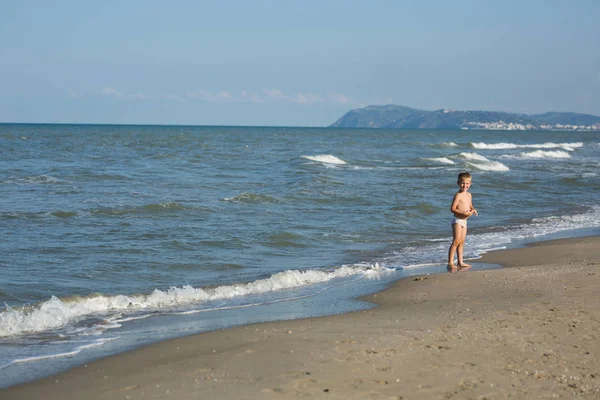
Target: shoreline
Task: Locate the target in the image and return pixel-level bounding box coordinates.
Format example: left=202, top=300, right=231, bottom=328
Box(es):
left=2, top=235, right=599, bottom=399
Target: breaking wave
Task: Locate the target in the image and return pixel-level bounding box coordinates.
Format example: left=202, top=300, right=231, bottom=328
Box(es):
left=223, top=192, right=280, bottom=204
left=470, top=142, right=583, bottom=151
left=459, top=152, right=510, bottom=172
left=502, top=150, right=572, bottom=159
left=423, top=157, right=455, bottom=165
left=301, top=155, right=347, bottom=165
left=431, top=142, right=459, bottom=148
left=0, top=264, right=391, bottom=337
left=1, top=175, right=64, bottom=185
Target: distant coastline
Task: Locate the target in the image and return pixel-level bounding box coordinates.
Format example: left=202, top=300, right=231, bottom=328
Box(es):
left=330, top=105, right=600, bottom=131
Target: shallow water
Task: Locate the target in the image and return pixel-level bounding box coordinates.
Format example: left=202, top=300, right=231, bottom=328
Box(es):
left=1, top=124, right=599, bottom=387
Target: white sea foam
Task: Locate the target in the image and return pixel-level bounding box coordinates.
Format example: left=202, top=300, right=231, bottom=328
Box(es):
left=3, top=175, right=63, bottom=185
left=470, top=162, right=510, bottom=172
left=386, top=205, right=600, bottom=271
left=467, top=206, right=600, bottom=256
left=471, top=142, right=583, bottom=151
left=223, top=192, right=279, bottom=203
left=459, top=152, right=510, bottom=172
left=502, top=150, right=572, bottom=159
left=439, top=142, right=459, bottom=148
left=301, top=155, right=347, bottom=165
left=423, top=157, right=455, bottom=165
left=8, top=337, right=119, bottom=366
left=478, top=246, right=507, bottom=254
left=0, top=264, right=390, bottom=337
left=459, top=152, right=488, bottom=161
left=399, top=262, right=439, bottom=270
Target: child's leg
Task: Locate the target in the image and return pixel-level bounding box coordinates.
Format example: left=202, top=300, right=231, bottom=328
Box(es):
left=457, top=227, right=471, bottom=268
left=447, top=223, right=461, bottom=268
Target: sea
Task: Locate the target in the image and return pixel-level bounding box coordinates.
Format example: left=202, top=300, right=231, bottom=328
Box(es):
left=1, top=124, right=599, bottom=388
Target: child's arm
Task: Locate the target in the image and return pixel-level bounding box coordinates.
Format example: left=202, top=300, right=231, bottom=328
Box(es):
left=469, top=193, right=478, bottom=216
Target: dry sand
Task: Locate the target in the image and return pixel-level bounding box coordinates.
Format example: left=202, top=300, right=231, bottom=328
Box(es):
left=2, top=236, right=599, bottom=399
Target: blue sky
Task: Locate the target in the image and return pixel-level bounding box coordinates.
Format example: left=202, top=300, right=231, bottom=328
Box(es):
left=1, top=0, right=598, bottom=126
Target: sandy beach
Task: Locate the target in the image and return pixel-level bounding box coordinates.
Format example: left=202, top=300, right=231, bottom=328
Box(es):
left=2, top=235, right=599, bottom=399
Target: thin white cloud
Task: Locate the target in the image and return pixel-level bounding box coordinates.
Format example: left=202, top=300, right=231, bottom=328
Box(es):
left=295, top=92, right=323, bottom=105
left=290, top=92, right=352, bottom=106
left=163, top=94, right=187, bottom=102
left=131, top=92, right=153, bottom=100
left=218, top=91, right=233, bottom=101
left=186, top=88, right=354, bottom=106
left=327, top=92, right=351, bottom=105
left=186, top=90, right=234, bottom=103
left=102, top=86, right=367, bottom=107
left=262, top=88, right=290, bottom=102
left=101, top=87, right=153, bottom=100
left=241, top=89, right=262, bottom=103
left=102, top=87, right=123, bottom=98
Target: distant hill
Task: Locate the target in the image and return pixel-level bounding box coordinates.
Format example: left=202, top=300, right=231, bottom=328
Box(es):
left=330, top=105, right=600, bottom=131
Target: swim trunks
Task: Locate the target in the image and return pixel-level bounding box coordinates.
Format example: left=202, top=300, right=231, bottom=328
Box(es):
left=451, top=216, right=467, bottom=228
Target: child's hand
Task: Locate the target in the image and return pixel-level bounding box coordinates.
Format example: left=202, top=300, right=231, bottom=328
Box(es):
left=471, top=208, right=478, bottom=217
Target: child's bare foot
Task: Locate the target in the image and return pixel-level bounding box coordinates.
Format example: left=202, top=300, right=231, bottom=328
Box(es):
left=447, top=264, right=458, bottom=273
left=458, top=264, right=472, bottom=272
left=458, top=262, right=471, bottom=268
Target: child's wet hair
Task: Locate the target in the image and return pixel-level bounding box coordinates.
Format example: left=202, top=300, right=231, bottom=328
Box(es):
left=457, top=172, right=472, bottom=182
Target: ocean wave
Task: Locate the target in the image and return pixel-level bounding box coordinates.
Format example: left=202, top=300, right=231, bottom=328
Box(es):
left=301, top=155, right=347, bottom=165
left=91, top=202, right=201, bottom=216
left=1, top=175, right=64, bottom=185
left=8, top=337, right=119, bottom=366
left=431, top=142, right=459, bottom=148
left=413, top=202, right=442, bottom=215
left=423, top=157, right=455, bottom=165
left=1, top=211, right=79, bottom=221
left=264, top=231, right=309, bottom=248
left=51, top=211, right=79, bottom=218
left=0, top=264, right=391, bottom=337
left=1, top=203, right=209, bottom=221
left=470, top=142, right=583, bottom=151
left=502, top=150, right=572, bottom=159
left=468, top=206, right=600, bottom=256
left=76, top=173, right=130, bottom=181
left=459, top=152, right=510, bottom=172
left=383, top=205, right=600, bottom=271
left=223, top=192, right=280, bottom=204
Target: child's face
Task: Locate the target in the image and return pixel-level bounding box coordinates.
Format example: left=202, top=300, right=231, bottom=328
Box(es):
left=457, top=178, right=471, bottom=192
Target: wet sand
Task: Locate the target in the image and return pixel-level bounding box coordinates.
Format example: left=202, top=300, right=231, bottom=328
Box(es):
left=2, top=236, right=599, bottom=399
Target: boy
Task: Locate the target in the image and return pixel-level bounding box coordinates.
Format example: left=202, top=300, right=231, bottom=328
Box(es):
left=447, top=172, right=478, bottom=272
